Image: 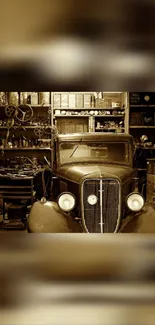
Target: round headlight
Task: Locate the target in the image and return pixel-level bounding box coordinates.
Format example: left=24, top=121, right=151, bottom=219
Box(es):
left=127, top=192, right=144, bottom=212
left=58, top=192, right=75, bottom=212
left=87, top=194, right=98, bottom=205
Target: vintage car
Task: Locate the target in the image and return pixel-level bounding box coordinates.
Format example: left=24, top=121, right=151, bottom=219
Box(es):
left=28, top=132, right=146, bottom=233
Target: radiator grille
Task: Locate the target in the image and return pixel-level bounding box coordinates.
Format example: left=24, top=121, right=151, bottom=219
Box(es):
left=82, top=179, right=120, bottom=233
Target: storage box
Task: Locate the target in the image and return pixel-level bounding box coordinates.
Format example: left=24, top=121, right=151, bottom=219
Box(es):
left=39, top=92, right=50, bottom=104
left=8, top=92, right=19, bottom=106
left=76, top=94, right=84, bottom=108
left=56, top=117, right=88, bottom=133
left=61, top=94, right=69, bottom=108
left=69, top=94, right=76, bottom=108
left=0, top=92, right=7, bottom=105
left=84, top=94, right=91, bottom=108
left=54, top=94, right=61, bottom=108
left=31, top=92, right=38, bottom=105
left=20, top=92, right=28, bottom=105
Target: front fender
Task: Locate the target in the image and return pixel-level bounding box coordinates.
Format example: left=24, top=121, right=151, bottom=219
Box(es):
left=28, top=200, right=83, bottom=233
left=119, top=203, right=155, bottom=233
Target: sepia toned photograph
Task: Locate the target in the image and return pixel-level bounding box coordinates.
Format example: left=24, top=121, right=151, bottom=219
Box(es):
left=1, top=1, right=155, bottom=325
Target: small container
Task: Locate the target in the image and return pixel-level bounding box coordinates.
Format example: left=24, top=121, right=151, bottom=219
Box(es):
left=112, top=102, right=121, bottom=108
left=55, top=110, right=61, bottom=115
left=25, top=140, right=29, bottom=147
left=31, top=92, right=38, bottom=105
left=39, top=92, right=50, bottom=105
left=54, top=93, right=61, bottom=107
left=61, top=94, right=69, bottom=108
left=0, top=92, right=7, bottom=105
left=8, top=92, right=19, bottom=106
left=69, top=94, right=76, bottom=108
left=20, top=92, right=28, bottom=105
left=27, top=93, right=31, bottom=104
left=76, top=94, right=84, bottom=108
left=19, top=137, right=22, bottom=147
left=84, top=94, right=91, bottom=108
left=22, top=139, right=26, bottom=147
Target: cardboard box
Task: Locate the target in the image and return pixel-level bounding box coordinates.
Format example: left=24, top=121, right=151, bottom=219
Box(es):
left=76, top=94, right=84, bottom=108
left=54, top=94, right=61, bottom=108
left=69, top=94, right=76, bottom=108
left=84, top=94, right=91, bottom=108
left=61, top=94, right=69, bottom=108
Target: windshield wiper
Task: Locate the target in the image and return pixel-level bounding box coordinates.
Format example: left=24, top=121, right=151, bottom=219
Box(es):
left=69, top=138, right=83, bottom=158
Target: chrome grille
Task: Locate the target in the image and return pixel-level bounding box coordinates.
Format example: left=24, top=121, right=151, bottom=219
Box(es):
left=82, top=179, right=120, bottom=233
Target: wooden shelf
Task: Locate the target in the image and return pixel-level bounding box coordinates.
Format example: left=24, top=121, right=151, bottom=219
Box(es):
left=0, top=125, right=51, bottom=129
left=54, top=115, right=90, bottom=117
left=54, top=114, right=124, bottom=118
left=0, top=104, right=51, bottom=107
left=30, top=104, right=51, bottom=107
left=136, top=147, right=155, bottom=150
left=0, top=148, right=51, bottom=151
left=95, top=115, right=124, bottom=118
left=130, top=126, right=155, bottom=128
left=95, top=127, right=125, bottom=130
left=130, top=105, right=155, bottom=107
left=137, top=168, right=147, bottom=171
left=54, top=107, right=125, bottom=110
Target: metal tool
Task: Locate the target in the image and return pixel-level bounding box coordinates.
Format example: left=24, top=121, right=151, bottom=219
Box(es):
left=5, top=118, right=15, bottom=146
left=5, top=105, right=17, bottom=117
left=15, top=104, right=33, bottom=123
left=34, top=128, right=44, bottom=138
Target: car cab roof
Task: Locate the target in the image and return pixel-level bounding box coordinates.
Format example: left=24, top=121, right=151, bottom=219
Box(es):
left=56, top=132, right=133, bottom=143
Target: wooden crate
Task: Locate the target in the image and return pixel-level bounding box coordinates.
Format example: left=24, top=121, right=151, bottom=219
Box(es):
left=61, top=93, right=69, bottom=108
left=56, top=117, right=88, bottom=134
left=54, top=93, right=61, bottom=108
left=76, top=94, right=84, bottom=108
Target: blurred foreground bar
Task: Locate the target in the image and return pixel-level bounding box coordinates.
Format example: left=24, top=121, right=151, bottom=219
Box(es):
left=1, top=0, right=155, bottom=90
left=0, top=234, right=155, bottom=324
left=0, top=234, right=155, bottom=282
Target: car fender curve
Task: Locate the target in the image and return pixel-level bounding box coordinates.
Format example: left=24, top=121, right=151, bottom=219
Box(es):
left=28, top=201, right=83, bottom=233
left=119, top=203, right=155, bottom=233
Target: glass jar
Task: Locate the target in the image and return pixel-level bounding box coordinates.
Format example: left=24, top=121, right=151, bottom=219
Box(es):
left=8, top=92, right=19, bottom=106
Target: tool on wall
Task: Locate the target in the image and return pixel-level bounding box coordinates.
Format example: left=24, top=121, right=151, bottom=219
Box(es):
left=34, top=127, right=44, bottom=138
left=5, top=105, right=17, bottom=118
left=15, top=105, right=33, bottom=123
left=6, top=118, right=15, bottom=145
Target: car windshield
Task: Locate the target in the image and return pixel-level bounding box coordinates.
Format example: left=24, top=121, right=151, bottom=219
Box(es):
left=59, top=141, right=129, bottom=165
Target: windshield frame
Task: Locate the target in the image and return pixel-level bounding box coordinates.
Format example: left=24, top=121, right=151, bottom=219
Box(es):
left=57, top=140, right=132, bottom=167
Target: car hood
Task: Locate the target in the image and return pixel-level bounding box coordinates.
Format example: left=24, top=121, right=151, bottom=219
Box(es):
left=57, top=163, right=134, bottom=184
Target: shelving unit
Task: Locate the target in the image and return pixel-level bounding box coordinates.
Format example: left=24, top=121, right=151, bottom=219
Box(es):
left=0, top=92, right=53, bottom=167
left=1, top=148, right=51, bottom=151
left=52, top=92, right=128, bottom=134
left=130, top=126, right=155, bottom=129
left=129, top=92, right=155, bottom=144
